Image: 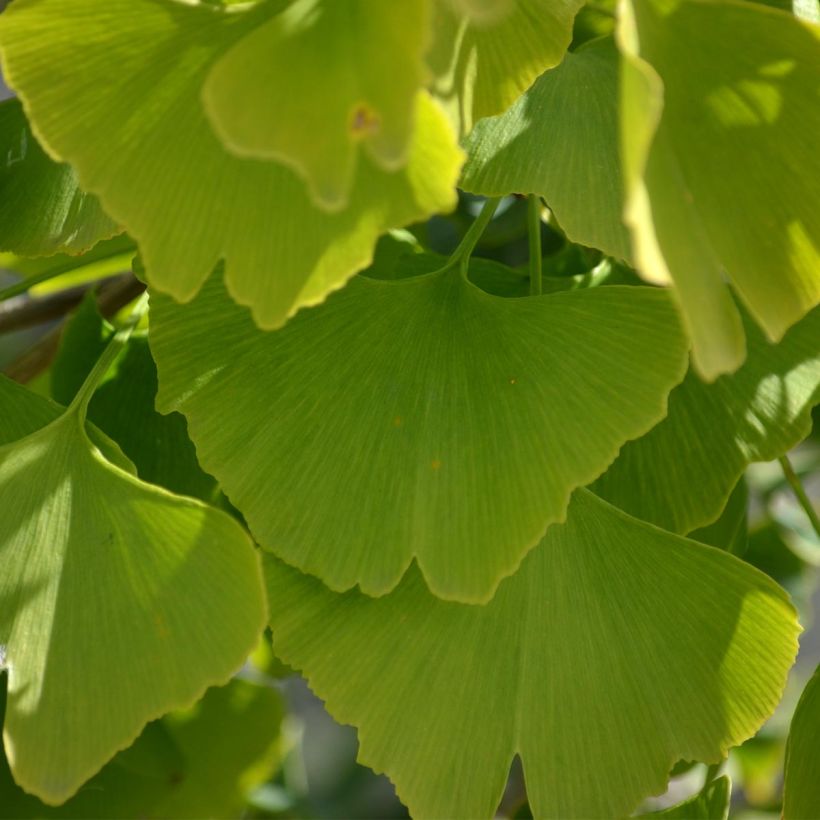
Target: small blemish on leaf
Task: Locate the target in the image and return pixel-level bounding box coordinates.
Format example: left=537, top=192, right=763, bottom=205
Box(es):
left=393, top=416, right=403, bottom=427
left=350, top=104, right=381, bottom=139
left=509, top=377, right=517, bottom=385
left=431, top=459, right=442, bottom=471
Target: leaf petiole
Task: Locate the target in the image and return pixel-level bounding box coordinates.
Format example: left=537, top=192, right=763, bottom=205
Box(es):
left=527, top=195, right=543, bottom=296
left=778, top=454, right=820, bottom=539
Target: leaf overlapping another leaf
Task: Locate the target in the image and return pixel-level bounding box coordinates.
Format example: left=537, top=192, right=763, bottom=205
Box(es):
left=265, top=489, right=799, bottom=819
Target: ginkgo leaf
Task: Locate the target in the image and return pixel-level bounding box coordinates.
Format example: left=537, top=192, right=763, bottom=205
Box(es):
left=783, top=666, right=820, bottom=819
left=203, top=0, right=430, bottom=210
left=461, top=36, right=631, bottom=261
left=618, top=0, right=820, bottom=379
left=640, top=775, right=731, bottom=819
left=0, top=375, right=266, bottom=804
left=592, top=307, right=820, bottom=534
left=0, top=98, right=118, bottom=256
left=0, top=0, right=462, bottom=329
left=150, top=259, right=688, bottom=603
left=264, top=489, right=799, bottom=819
left=427, top=0, right=585, bottom=134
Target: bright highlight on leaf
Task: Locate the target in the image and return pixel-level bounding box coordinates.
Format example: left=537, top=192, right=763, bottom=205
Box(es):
left=783, top=666, right=820, bottom=819
left=593, top=307, right=820, bottom=534
left=0, top=363, right=266, bottom=803
left=641, top=775, right=731, bottom=819
left=0, top=98, right=118, bottom=257
left=618, top=0, right=820, bottom=379
left=427, top=0, right=585, bottom=134
left=265, top=489, right=799, bottom=819
left=203, top=0, right=430, bottom=211
left=461, top=36, right=631, bottom=261
left=151, top=262, right=688, bottom=603
left=0, top=0, right=462, bottom=329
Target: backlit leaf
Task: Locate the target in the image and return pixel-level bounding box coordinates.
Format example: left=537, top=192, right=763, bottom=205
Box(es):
left=0, top=376, right=266, bottom=804
left=0, top=0, right=462, bottom=329
left=593, top=307, right=820, bottom=534
left=618, top=0, right=820, bottom=378
left=461, top=36, right=631, bottom=261
left=151, top=263, right=688, bottom=603
left=203, top=0, right=430, bottom=210
left=265, top=489, right=799, bottom=819
left=0, top=98, right=118, bottom=257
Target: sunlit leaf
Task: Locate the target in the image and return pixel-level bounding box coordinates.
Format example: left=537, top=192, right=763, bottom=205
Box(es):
left=151, top=263, right=688, bottom=603
left=461, top=36, right=631, bottom=261
left=427, top=0, right=584, bottom=134
left=783, top=666, right=820, bottom=819
left=593, top=307, right=820, bottom=534
left=203, top=0, right=430, bottom=210
left=265, top=489, right=799, bottom=819
left=618, top=0, right=820, bottom=379
left=0, top=98, right=118, bottom=257
left=0, top=376, right=266, bottom=804
left=0, top=0, right=462, bottom=329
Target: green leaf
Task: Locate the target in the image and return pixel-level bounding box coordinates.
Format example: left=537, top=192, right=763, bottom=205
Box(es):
left=0, top=676, right=283, bottom=819
left=151, top=264, right=688, bottom=603
left=783, top=666, right=820, bottom=819
left=51, top=296, right=217, bottom=500
left=0, top=98, right=119, bottom=257
left=0, top=0, right=463, bottom=329
left=592, top=307, right=820, bottom=534
left=265, top=489, right=799, bottom=819
left=427, top=0, right=585, bottom=134
left=0, top=376, right=266, bottom=804
left=461, top=36, right=631, bottom=261
left=688, top=479, right=748, bottom=555
left=202, top=0, right=430, bottom=211
left=618, top=0, right=820, bottom=379
left=640, top=775, right=731, bottom=819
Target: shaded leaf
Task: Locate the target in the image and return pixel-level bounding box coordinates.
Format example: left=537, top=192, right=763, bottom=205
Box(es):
left=151, top=264, right=688, bottom=603
left=462, top=36, right=631, bottom=261
left=0, top=98, right=118, bottom=256
left=593, top=308, right=820, bottom=534
left=265, top=489, right=799, bottom=819
left=618, top=0, right=820, bottom=378
left=783, top=666, right=820, bottom=819
left=0, top=0, right=462, bottom=329
left=0, top=376, right=266, bottom=804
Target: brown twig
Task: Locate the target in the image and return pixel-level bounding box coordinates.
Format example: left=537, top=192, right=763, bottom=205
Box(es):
left=3, top=273, right=145, bottom=384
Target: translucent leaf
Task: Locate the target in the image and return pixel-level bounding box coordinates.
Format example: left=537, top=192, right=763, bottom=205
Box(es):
left=640, top=775, right=731, bottom=819
left=150, top=264, right=688, bottom=603
left=0, top=98, right=119, bottom=257
left=427, top=0, right=584, bottom=134
left=593, top=307, right=820, bottom=534
left=0, top=677, right=283, bottom=819
left=461, top=37, right=631, bottom=261
left=51, top=296, right=217, bottom=500
left=618, top=0, right=820, bottom=379
left=0, top=376, right=266, bottom=804
left=203, top=0, right=430, bottom=210
left=0, top=0, right=462, bottom=329
left=265, top=489, right=799, bottom=819
left=783, top=666, right=820, bottom=819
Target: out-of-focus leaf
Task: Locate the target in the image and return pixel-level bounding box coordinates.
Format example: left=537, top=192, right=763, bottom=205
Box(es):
left=0, top=376, right=266, bottom=804
left=0, top=98, right=118, bottom=256
left=640, top=775, right=731, bottom=819
left=265, top=489, right=798, bottom=819
left=0, top=0, right=462, bottom=329
left=462, top=37, right=631, bottom=261
left=151, top=264, right=688, bottom=603
left=593, top=308, right=820, bottom=534
left=783, top=666, right=820, bottom=819
left=618, top=0, right=820, bottom=379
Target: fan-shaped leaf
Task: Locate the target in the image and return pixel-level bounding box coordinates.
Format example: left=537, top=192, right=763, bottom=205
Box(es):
left=0, top=0, right=462, bottom=329
left=203, top=0, right=430, bottom=210
left=0, top=98, right=118, bottom=256
left=265, top=489, right=799, bottom=819
left=151, top=261, right=688, bottom=602
left=462, top=36, right=631, bottom=261
left=593, top=307, right=820, bottom=534
left=618, top=0, right=820, bottom=378
left=0, top=376, right=266, bottom=804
